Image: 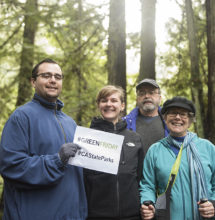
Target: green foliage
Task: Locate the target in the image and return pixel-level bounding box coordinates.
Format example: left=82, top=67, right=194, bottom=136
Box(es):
left=126, top=73, right=138, bottom=113
left=41, top=0, right=108, bottom=126
left=158, top=2, right=208, bottom=100
left=0, top=1, right=30, bottom=132
left=0, top=0, right=211, bottom=134
left=0, top=0, right=108, bottom=135
left=157, top=1, right=209, bottom=136
left=0, top=75, right=17, bottom=133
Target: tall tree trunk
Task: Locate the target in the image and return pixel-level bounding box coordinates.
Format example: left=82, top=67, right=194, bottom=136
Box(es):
left=0, top=188, right=3, bottom=218
left=107, top=0, right=126, bottom=112
left=206, top=0, right=215, bottom=143
left=139, top=0, right=156, bottom=81
left=76, top=0, right=83, bottom=125
left=16, top=0, right=38, bottom=107
left=185, top=0, right=204, bottom=137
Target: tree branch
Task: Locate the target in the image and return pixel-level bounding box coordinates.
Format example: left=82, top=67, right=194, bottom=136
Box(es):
left=0, top=23, right=22, bottom=50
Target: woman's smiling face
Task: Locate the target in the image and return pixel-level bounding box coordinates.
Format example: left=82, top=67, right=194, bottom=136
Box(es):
left=164, top=107, right=192, bottom=137
left=98, top=92, right=125, bottom=125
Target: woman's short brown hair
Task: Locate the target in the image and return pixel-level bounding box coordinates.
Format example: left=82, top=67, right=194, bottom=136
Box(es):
left=96, top=85, right=125, bottom=105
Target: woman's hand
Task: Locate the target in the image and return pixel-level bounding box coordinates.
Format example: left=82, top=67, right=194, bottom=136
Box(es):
left=198, top=200, right=215, bottom=218
left=140, top=203, right=155, bottom=220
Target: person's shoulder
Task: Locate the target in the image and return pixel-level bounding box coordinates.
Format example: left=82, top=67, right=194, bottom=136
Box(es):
left=144, top=140, right=166, bottom=161
left=4, top=101, right=34, bottom=127
left=194, top=135, right=215, bottom=148
left=124, top=107, right=139, bottom=119
left=150, top=140, right=164, bottom=148
left=193, top=136, right=215, bottom=163
left=147, top=138, right=166, bottom=152
left=10, top=101, right=34, bottom=117
left=118, top=122, right=140, bottom=137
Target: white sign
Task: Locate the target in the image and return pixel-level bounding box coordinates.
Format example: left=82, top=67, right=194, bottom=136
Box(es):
left=69, top=126, right=124, bottom=174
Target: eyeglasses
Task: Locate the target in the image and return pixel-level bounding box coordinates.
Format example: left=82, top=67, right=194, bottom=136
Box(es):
left=137, top=90, right=160, bottom=97
left=167, top=111, right=190, bottom=119
left=36, top=72, right=64, bottom=80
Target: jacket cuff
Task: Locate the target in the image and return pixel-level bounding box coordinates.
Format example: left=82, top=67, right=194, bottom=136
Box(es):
left=142, top=200, right=155, bottom=207
left=54, top=153, right=67, bottom=169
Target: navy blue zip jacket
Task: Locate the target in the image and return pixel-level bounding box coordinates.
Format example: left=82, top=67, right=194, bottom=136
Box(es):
left=0, top=93, right=87, bottom=220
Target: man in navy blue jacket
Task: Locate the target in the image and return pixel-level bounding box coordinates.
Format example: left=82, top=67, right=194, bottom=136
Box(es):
left=0, top=58, right=87, bottom=220
left=124, top=78, right=169, bottom=155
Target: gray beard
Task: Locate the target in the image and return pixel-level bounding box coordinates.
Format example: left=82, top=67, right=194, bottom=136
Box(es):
left=141, top=103, right=156, bottom=112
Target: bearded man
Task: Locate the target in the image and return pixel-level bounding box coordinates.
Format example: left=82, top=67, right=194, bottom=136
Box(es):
left=124, top=78, right=169, bottom=155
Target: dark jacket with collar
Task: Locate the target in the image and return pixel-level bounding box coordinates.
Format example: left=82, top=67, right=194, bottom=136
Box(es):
left=84, top=117, right=143, bottom=220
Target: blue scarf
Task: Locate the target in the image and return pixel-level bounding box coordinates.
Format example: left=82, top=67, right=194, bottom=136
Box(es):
left=165, top=132, right=208, bottom=220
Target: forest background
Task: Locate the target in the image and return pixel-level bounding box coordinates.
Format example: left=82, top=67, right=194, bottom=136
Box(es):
left=1, top=0, right=215, bottom=141
left=0, top=0, right=215, bottom=215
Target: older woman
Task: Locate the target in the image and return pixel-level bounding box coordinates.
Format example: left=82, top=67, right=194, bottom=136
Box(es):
left=140, top=96, right=215, bottom=220
left=84, top=85, right=143, bottom=220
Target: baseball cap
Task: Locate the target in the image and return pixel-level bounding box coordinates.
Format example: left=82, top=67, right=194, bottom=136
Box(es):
left=136, top=78, right=160, bottom=90
left=161, top=96, right=196, bottom=116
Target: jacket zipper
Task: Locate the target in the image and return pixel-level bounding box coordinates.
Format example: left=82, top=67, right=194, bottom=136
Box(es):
left=54, top=106, right=67, bottom=143
left=114, top=123, right=122, bottom=219
left=116, top=175, right=120, bottom=218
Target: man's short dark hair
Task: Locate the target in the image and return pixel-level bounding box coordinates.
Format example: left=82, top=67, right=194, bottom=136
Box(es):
left=32, top=58, right=58, bottom=79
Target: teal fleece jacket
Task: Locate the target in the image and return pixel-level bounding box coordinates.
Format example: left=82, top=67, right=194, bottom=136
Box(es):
left=139, top=135, right=215, bottom=220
